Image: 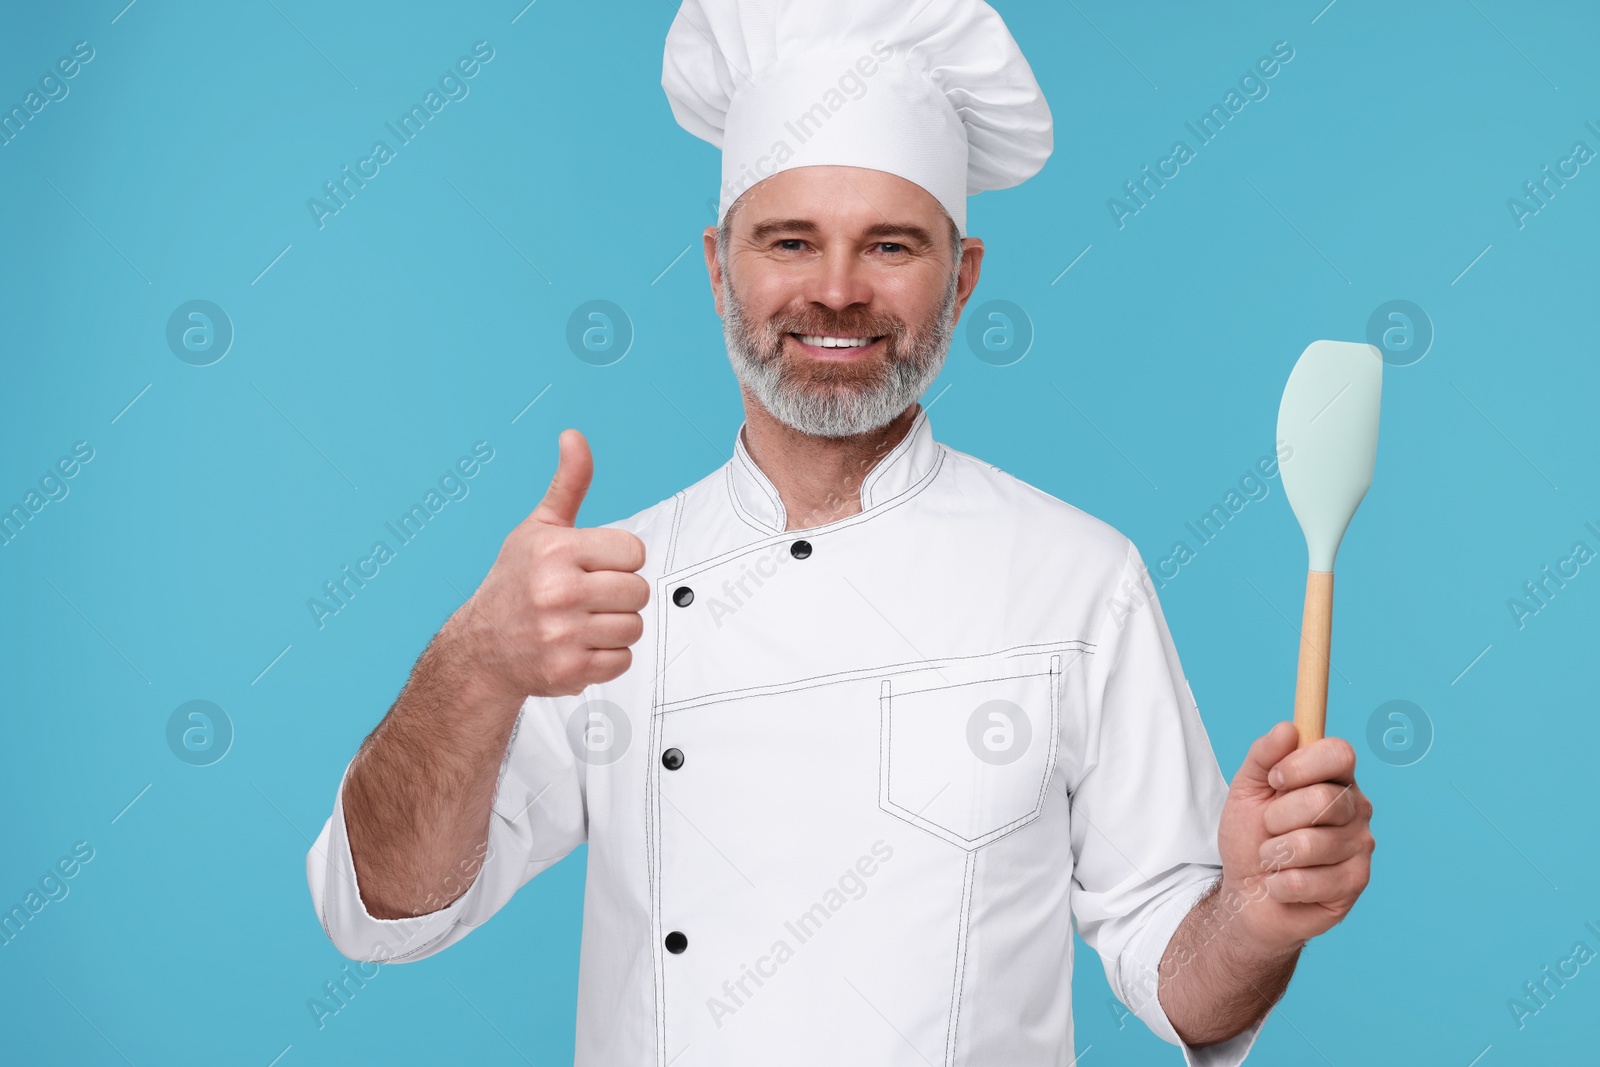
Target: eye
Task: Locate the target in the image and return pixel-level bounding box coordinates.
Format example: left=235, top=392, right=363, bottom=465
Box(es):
left=775, top=239, right=807, bottom=252
left=876, top=242, right=908, bottom=255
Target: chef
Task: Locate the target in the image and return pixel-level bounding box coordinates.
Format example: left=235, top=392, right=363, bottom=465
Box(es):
left=307, top=0, right=1375, bottom=1063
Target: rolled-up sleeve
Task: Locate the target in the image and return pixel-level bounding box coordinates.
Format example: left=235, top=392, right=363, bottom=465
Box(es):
left=306, top=692, right=588, bottom=964
left=1068, top=541, right=1264, bottom=1066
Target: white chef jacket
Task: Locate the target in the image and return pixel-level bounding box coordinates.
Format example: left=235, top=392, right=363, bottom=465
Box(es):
left=308, top=404, right=1266, bottom=1065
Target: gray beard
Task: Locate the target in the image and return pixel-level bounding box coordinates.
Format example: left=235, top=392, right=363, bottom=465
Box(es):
left=720, top=264, right=959, bottom=438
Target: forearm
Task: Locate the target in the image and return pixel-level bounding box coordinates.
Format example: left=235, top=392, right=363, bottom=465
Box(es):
left=342, top=612, right=524, bottom=919
left=1157, top=878, right=1302, bottom=1046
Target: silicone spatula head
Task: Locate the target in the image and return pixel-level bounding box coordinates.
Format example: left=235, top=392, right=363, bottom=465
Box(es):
left=1276, top=341, right=1383, bottom=572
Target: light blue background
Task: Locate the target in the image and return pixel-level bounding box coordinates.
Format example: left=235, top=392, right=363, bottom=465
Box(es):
left=2, top=0, right=1596, bottom=1063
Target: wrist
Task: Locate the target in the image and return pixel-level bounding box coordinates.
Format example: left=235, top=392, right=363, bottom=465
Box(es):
left=431, top=609, right=527, bottom=716
left=1215, top=875, right=1308, bottom=961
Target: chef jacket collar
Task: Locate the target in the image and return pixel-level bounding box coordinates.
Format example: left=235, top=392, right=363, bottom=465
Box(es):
left=727, top=404, right=940, bottom=534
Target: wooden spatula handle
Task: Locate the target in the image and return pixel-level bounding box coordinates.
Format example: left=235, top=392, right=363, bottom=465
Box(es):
left=1293, top=570, right=1334, bottom=747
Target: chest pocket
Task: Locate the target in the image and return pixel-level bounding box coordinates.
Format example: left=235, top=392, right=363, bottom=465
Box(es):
left=878, top=650, right=1063, bottom=851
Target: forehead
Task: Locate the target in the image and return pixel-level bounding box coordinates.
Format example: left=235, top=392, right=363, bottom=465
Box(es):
left=732, top=165, right=946, bottom=237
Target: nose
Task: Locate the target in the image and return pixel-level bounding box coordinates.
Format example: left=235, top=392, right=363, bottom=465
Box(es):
left=800, top=243, right=874, bottom=316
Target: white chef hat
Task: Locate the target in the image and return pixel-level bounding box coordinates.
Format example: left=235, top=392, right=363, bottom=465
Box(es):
left=661, top=0, right=1052, bottom=238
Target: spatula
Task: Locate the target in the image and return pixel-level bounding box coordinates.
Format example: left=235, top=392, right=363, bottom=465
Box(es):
left=1275, top=340, right=1383, bottom=748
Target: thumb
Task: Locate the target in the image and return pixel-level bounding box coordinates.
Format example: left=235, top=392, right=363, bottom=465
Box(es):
left=1232, top=721, right=1299, bottom=793
left=529, top=429, right=593, bottom=528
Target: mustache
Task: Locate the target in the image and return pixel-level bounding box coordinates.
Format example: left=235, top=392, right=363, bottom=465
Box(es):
left=768, top=313, right=907, bottom=340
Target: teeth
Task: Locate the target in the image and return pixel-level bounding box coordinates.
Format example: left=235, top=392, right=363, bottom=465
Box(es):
left=797, top=334, right=876, bottom=348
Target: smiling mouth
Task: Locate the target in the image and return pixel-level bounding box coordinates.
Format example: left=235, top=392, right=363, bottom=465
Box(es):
left=788, top=333, right=887, bottom=358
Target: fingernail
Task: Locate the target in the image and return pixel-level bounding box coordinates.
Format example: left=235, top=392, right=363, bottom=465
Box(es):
left=1269, top=769, right=1283, bottom=789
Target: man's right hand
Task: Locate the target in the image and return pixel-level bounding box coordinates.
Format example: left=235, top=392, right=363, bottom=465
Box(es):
left=454, top=428, right=650, bottom=700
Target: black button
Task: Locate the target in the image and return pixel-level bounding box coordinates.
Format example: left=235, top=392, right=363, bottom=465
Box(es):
left=662, top=747, right=685, bottom=771
left=790, top=540, right=812, bottom=559
left=672, top=586, right=694, bottom=607
left=665, top=931, right=688, bottom=954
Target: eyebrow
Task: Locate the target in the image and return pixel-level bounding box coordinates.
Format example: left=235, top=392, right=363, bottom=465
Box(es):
left=747, top=217, right=935, bottom=248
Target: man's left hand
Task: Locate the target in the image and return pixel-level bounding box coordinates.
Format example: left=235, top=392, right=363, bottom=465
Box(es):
left=1216, top=720, right=1376, bottom=955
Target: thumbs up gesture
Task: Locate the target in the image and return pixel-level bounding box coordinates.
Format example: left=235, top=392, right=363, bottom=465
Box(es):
left=457, top=429, right=650, bottom=700
left=1213, top=722, right=1376, bottom=954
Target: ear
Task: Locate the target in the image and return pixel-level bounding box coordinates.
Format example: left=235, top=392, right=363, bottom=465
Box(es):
left=950, top=237, right=985, bottom=327
left=702, top=226, right=724, bottom=317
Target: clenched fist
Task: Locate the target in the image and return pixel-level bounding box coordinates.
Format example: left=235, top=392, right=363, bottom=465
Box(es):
left=1215, top=721, right=1375, bottom=954
left=453, top=429, right=650, bottom=700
